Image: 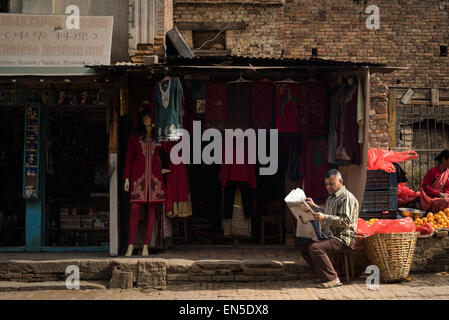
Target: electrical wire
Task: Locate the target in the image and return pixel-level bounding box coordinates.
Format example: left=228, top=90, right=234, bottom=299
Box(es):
left=193, top=0, right=250, bottom=52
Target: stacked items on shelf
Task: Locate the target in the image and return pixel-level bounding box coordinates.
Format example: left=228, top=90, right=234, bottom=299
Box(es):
left=60, top=207, right=109, bottom=230
left=361, top=170, right=398, bottom=219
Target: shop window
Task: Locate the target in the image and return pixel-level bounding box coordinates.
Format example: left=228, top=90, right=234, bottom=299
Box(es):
left=192, top=30, right=227, bottom=53
left=44, top=106, right=109, bottom=247
left=0, top=106, right=26, bottom=247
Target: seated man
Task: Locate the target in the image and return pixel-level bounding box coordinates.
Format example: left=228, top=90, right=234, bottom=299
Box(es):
left=421, top=149, right=449, bottom=213
left=299, top=169, right=359, bottom=288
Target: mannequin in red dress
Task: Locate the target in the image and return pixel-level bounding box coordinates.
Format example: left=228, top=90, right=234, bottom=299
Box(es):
left=124, top=109, right=170, bottom=257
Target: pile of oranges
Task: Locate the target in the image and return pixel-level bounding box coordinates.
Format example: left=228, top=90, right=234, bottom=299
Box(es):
left=414, top=208, right=449, bottom=230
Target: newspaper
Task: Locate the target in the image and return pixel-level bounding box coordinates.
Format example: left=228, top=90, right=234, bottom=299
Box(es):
left=285, top=188, right=320, bottom=241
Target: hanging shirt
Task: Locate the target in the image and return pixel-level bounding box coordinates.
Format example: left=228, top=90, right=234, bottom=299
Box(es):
left=152, top=77, right=184, bottom=142
left=300, top=136, right=329, bottom=202
left=252, top=79, right=274, bottom=129
left=275, top=83, right=299, bottom=133
left=205, top=82, right=227, bottom=130
left=219, top=137, right=257, bottom=189
left=296, top=82, right=327, bottom=135
left=227, top=82, right=252, bottom=130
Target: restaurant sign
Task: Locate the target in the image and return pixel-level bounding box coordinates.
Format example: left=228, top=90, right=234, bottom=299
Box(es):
left=0, top=14, right=113, bottom=67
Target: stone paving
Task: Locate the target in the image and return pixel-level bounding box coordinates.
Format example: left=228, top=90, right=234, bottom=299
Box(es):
left=1, top=273, right=448, bottom=300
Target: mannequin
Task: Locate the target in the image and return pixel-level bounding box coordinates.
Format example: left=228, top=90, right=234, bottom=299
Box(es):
left=124, top=108, right=169, bottom=257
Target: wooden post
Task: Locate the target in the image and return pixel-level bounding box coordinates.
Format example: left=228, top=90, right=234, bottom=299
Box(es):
left=109, top=91, right=119, bottom=256
left=388, top=91, right=397, bottom=147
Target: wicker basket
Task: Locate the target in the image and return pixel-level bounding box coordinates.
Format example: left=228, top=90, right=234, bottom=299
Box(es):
left=364, top=232, right=419, bottom=282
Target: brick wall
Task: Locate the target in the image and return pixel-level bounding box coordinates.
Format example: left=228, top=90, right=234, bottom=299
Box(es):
left=173, top=0, right=449, bottom=148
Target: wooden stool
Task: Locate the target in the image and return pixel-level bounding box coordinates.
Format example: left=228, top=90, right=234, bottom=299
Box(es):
left=336, top=249, right=355, bottom=283
left=260, top=216, right=283, bottom=245
left=172, top=218, right=188, bottom=244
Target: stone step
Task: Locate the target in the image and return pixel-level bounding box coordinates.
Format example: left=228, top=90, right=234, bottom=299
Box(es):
left=0, top=257, right=310, bottom=289
left=0, top=281, right=108, bottom=292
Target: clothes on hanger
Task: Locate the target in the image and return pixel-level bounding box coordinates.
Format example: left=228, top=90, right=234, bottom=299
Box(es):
left=152, top=76, right=184, bottom=142
left=162, top=141, right=193, bottom=218
left=334, top=79, right=360, bottom=166
left=222, top=184, right=252, bottom=238
left=296, top=82, right=327, bottom=135
left=300, top=135, right=329, bottom=202
left=275, top=83, right=299, bottom=133
left=327, top=78, right=360, bottom=166
left=251, top=79, right=274, bottom=129
left=205, top=82, right=227, bottom=130
left=226, top=82, right=252, bottom=130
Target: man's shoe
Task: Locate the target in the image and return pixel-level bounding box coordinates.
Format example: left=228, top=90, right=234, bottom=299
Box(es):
left=316, top=278, right=342, bottom=288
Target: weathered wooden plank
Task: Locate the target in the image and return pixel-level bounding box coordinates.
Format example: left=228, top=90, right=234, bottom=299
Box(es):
left=388, top=91, right=397, bottom=147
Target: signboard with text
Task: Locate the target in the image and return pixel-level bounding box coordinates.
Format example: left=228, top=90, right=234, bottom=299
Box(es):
left=0, top=14, right=113, bottom=67
left=23, top=102, right=41, bottom=199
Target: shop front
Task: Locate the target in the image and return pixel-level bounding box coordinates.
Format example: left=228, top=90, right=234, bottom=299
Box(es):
left=99, top=57, right=400, bottom=256
left=0, top=72, right=121, bottom=252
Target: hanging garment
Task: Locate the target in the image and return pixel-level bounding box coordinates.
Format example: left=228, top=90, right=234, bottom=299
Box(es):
left=124, top=132, right=165, bottom=204
left=182, top=82, right=196, bottom=135
left=336, top=82, right=360, bottom=166
left=296, top=82, right=327, bottom=135
left=219, top=157, right=258, bottom=189
left=300, top=136, right=329, bottom=202
left=223, top=181, right=255, bottom=219
left=252, top=79, right=274, bottom=129
left=287, top=134, right=302, bottom=181
left=205, top=82, right=227, bottom=130
left=152, top=77, right=184, bottom=142
left=327, top=82, right=345, bottom=164
left=162, top=141, right=193, bottom=218
left=357, top=78, right=364, bottom=144
left=222, top=185, right=252, bottom=238
left=227, top=82, right=252, bottom=130
left=275, top=83, right=299, bottom=133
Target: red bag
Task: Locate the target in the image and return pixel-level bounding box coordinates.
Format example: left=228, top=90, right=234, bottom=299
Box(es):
left=416, top=223, right=434, bottom=235
left=397, top=182, right=420, bottom=205
left=370, top=217, right=416, bottom=234
left=367, top=148, right=418, bottom=173
left=356, top=218, right=373, bottom=236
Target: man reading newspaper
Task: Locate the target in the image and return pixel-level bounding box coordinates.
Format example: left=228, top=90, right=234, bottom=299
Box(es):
left=287, top=169, right=359, bottom=288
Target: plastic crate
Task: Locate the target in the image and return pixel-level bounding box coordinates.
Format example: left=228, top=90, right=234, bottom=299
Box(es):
left=365, top=170, right=398, bottom=191
left=359, top=211, right=398, bottom=220
left=361, top=189, right=398, bottom=213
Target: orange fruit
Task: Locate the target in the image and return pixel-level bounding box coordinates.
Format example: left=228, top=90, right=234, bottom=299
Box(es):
left=428, top=217, right=434, bottom=222
left=434, top=214, right=441, bottom=220
left=421, top=218, right=428, bottom=223
left=427, top=212, right=434, bottom=218
left=438, top=211, right=444, bottom=216
left=444, top=208, right=449, bottom=214
left=438, top=218, right=445, bottom=224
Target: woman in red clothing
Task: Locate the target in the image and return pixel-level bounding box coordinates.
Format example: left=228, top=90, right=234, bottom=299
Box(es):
left=421, top=150, right=449, bottom=213
left=124, top=108, right=167, bottom=257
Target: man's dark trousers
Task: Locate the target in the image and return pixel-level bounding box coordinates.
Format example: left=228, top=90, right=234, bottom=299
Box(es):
left=298, top=238, right=350, bottom=283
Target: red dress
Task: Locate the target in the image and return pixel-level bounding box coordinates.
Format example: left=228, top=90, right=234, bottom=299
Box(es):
left=162, top=141, right=192, bottom=217
left=275, top=83, right=299, bottom=133
left=124, top=132, right=165, bottom=204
